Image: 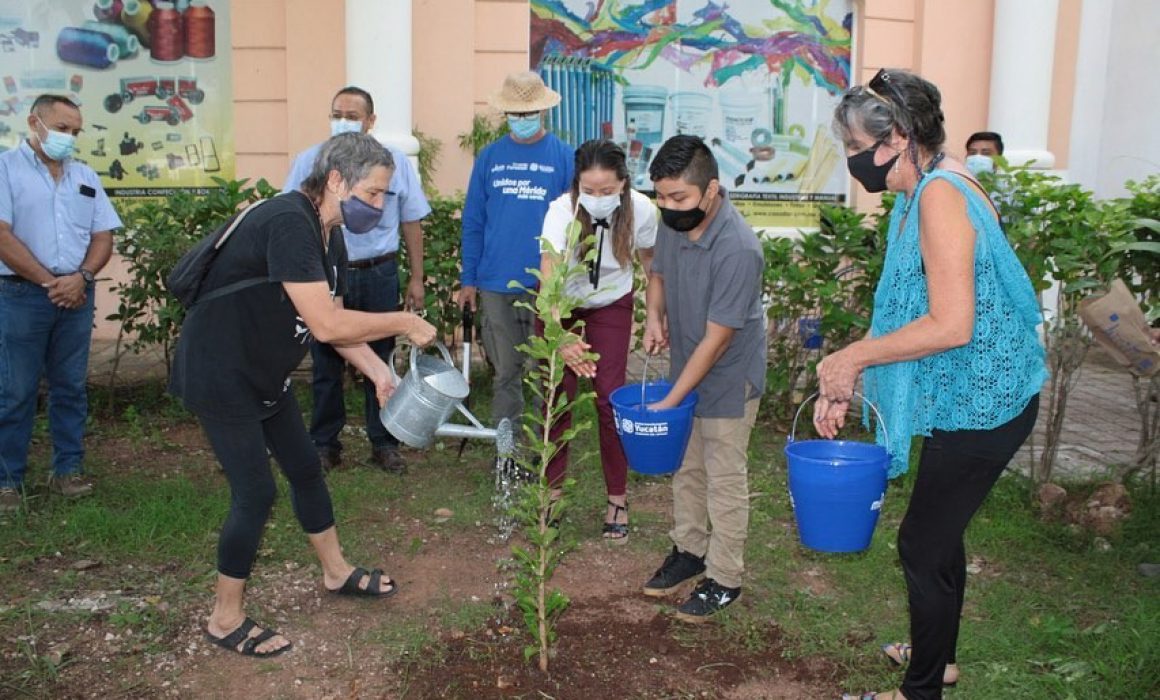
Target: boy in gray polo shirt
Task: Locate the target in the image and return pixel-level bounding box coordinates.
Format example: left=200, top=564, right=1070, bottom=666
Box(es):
left=640, top=135, right=765, bottom=622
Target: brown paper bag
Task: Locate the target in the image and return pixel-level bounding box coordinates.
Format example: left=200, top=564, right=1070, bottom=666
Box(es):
left=1078, top=279, right=1160, bottom=376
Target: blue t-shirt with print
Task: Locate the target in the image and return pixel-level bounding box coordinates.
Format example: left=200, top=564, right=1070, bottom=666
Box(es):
left=460, top=133, right=574, bottom=293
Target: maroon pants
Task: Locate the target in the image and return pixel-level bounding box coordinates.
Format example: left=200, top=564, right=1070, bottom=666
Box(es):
left=542, top=292, right=633, bottom=497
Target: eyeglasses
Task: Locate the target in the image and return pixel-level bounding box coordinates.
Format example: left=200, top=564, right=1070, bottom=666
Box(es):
left=506, top=111, right=539, bottom=119
left=867, top=68, right=904, bottom=106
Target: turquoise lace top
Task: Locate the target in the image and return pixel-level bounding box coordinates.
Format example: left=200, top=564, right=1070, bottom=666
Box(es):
left=863, top=170, right=1048, bottom=477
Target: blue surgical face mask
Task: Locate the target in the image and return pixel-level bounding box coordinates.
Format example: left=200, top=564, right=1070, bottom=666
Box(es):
left=507, top=114, right=541, bottom=140
left=37, top=117, right=76, bottom=161
left=965, top=154, right=994, bottom=175
left=340, top=193, right=383, bottom=234
left=330, top=118, right=363, bottom=137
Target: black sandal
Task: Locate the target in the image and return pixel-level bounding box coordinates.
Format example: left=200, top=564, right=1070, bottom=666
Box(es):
left=327, top=566, right=398, bottom=598
left=205, top=617, right=292, bottom=658
left=602, top=500, right=629, bottom=542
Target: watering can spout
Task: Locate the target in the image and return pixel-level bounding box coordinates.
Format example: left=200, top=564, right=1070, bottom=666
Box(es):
left=434, top=417, right=514, bottom=455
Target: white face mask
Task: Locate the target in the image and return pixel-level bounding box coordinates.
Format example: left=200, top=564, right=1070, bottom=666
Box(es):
left=330, top=118, right=363, bottom=137
left=578, top=192, right=621, bottom=222
left=965, top=154, right=994, bottom=175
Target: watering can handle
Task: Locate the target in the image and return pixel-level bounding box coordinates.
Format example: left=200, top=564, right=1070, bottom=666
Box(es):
left=788, top=391, right=889, bottom=444
left=389, top=340, right=456, bottom=386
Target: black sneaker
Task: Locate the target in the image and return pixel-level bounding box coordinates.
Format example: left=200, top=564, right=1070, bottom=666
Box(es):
left=642, top=546, right=706, bottom=598
left=675, top=578, right=741, bottom=623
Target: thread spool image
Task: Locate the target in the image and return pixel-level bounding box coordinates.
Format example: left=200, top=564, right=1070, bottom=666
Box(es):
left=184, top=0, right=215, bottom=59
left=82, top=20, right=140, bottom=57
left=56, top=27, right=120, bottom=70
left=121, top=0, right=154, bottom=48
left=93, top=0, right=124, bottom=22
left=149, top=2, right=184, bottom=62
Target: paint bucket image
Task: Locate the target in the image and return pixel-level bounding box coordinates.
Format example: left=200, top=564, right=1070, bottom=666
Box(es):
left=622, top=85, right=667, bottom=147
left=719, top=89, right=763, bottom=146
left=670, top=92, right=712, bottom=137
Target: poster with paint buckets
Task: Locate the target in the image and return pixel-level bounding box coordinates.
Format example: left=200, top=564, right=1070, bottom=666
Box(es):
left=0, top=0, right=231, bottom=198
left=530, top=0, right=852, bottom=229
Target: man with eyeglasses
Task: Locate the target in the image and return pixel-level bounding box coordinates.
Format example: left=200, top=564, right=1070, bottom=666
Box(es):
left=283, top=86, right=431, bottom=475
left=458, top=72, right=574, bottom=429
left=0, top=94, right=121, bottom=509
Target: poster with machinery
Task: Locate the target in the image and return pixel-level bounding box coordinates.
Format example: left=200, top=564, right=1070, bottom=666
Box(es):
left=0, top=0, right=232, bottom=198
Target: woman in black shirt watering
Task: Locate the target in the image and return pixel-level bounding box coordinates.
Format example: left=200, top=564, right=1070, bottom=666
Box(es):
left=170, top=133, right=436, bottom=657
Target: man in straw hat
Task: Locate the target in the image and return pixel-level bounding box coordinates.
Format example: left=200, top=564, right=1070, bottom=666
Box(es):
left=459, top=71, right=574, bottom=428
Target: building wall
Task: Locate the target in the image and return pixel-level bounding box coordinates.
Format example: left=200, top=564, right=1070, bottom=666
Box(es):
left=1091, top=0, right=1160, bottom=197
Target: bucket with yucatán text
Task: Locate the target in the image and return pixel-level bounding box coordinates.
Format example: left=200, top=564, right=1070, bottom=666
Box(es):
left=611, top=356, right=697, bottom=475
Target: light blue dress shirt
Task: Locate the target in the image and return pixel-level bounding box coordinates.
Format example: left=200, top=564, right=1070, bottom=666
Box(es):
left=282, top=142, right=431, bottom=262
left=0, top=141, right=122, bottom=275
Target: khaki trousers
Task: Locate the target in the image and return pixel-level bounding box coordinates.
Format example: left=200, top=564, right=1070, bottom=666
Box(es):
left=669, top=397, right=759, bottom=589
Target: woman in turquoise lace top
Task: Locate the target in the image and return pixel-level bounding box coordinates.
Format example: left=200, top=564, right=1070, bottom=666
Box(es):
left=819, top=70, right=1047, bottom=700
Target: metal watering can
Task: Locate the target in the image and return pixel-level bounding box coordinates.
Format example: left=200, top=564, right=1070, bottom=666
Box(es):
left=380, top=342, right=513, bottom=454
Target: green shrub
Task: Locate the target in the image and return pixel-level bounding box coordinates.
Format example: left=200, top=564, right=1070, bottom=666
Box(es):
left=109, top=178, right=277, bottom=375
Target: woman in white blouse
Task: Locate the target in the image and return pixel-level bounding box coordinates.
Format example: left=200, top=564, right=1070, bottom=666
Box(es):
left=539, top=139, right=657, bottom=541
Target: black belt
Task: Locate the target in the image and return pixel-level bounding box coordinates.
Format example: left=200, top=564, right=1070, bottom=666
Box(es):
left=346, top=252, right=397, bottom=270
left=0, top=274, right=36, bottom=285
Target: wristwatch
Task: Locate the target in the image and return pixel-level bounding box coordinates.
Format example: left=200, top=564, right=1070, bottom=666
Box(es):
left=78, top=268, right=95, bottom=284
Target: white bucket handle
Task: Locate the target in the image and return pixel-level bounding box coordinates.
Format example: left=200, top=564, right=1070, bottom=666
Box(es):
left=789, top=391, right=889, bottom=445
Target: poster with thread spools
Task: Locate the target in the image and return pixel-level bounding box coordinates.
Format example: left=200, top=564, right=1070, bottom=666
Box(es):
left=0, top=0, right=231, bottom=198
left=530, top=0, right=853, bottom=231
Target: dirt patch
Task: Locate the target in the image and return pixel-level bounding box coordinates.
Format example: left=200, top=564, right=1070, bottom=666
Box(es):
left=400, top=596, right=835, bottom=699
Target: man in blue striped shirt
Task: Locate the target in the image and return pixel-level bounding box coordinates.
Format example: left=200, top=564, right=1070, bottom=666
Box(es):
left=0, top=95, right=122, bottom=510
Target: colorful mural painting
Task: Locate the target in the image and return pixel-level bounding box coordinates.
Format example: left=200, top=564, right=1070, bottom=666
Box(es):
left=531, top=0, right=853, bottom=228
left=0, top=0, right=232, bottom=198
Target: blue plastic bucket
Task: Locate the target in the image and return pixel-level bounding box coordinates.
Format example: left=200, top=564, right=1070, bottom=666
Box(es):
left=784, top=392, right=889, bottom=553
left=610, top=358, right=697, bottom=475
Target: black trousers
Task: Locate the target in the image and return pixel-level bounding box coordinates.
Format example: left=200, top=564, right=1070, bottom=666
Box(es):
left=899, top=395, right=1039, bottom=700
left=199, top=393, right=336, bottom=579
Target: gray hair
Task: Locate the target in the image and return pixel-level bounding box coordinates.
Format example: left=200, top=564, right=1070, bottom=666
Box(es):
left=300, top=132, right=394, bottom=200
left=832, top=88, right=896, bottom=151
left=833, top=69, right=947, bottom=175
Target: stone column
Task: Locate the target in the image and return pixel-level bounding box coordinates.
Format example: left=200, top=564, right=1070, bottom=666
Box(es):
left=345, top=0, right=420, bottom=160
left=988, top=0, right=1059, bottom=169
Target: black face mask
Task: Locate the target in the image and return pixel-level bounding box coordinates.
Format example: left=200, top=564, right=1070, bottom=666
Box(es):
left=659, top=187, right=713, bottom=232
left=847, top=140, right=898, bottom=193
left=659, top=205, right=706, bottom=232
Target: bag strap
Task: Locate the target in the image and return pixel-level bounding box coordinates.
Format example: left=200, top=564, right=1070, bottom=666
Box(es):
left=214, top=198, right=268, bottom=250
left=195, top=276, right=269, bottom=305
left=189, top=199, right=271, bottom=307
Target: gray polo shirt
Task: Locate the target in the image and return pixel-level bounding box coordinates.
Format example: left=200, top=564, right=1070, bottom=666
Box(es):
left=651, top=192, right=765, bottom=418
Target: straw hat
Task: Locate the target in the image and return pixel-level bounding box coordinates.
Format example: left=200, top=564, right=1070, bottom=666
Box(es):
left=489, top=71, right=561, bottom=113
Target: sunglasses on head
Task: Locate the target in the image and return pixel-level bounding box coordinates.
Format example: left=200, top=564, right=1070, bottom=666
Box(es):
left=867, top=68, right=904, bottom=106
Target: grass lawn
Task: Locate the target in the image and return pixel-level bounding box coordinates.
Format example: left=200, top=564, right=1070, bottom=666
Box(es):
left=0, top=377, right=1156, bottom=698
